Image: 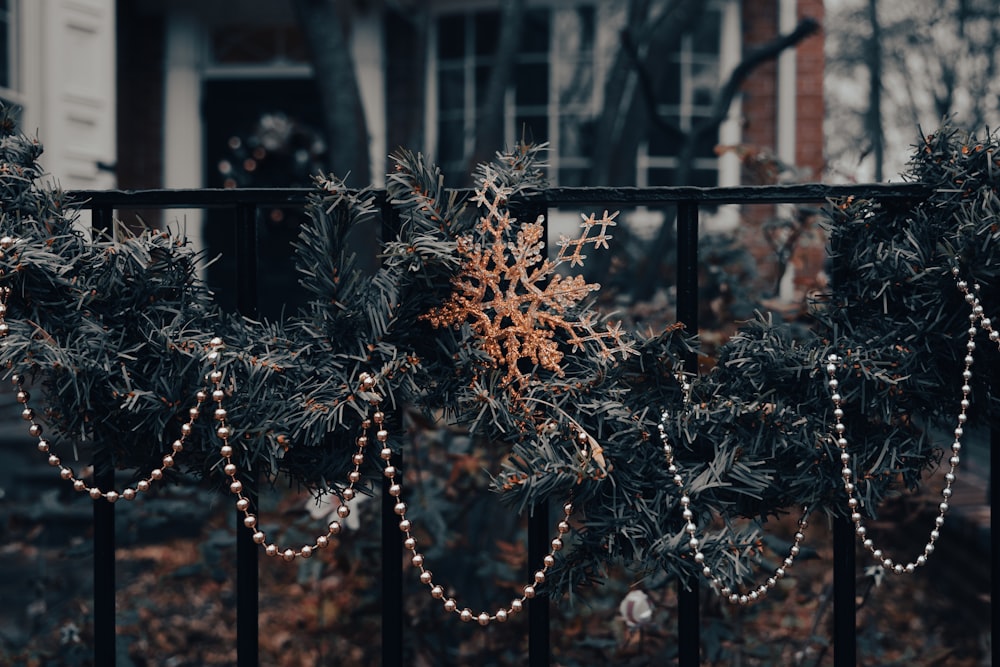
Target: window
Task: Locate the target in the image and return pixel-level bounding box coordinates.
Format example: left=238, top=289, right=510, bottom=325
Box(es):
left=431, top=4, right=598, bottom=184
left=638, top=1, right=728, bottom=187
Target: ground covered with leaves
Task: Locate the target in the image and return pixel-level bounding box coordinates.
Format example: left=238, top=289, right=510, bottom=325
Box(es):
left=0, top=430, right=989, bottom=667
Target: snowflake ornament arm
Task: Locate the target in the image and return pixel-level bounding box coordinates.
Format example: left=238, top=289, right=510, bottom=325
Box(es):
left=422, top=172, right=634, bottom=387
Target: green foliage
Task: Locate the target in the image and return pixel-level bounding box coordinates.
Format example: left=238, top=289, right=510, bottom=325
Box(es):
left=0, top=102, right=996, bottom=606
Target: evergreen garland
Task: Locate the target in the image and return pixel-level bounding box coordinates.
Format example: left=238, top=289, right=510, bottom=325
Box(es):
left=1, top=104, right=996, bottom=602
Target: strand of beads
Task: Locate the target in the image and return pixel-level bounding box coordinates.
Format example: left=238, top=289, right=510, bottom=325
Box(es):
left=658, top=373, right=811, bottom=606
left=823, top=323, right=976, bottom=574
left=954, top=268, right=1000, bottom=348
left=392, top=470, right=574, bottom=626
left=0, top=281, right=212, bottom=502
left=217, top=369, right=381, bottom=561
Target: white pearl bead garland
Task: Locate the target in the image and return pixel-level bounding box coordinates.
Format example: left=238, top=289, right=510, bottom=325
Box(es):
left=659, top=373, right=811, bottom=606
left=217, top=368, right=380, bottom=560
left=214, top=365, right=575, bottom=623
left=0, top=274, right=211, bottom=502
left=820, top=268, right=997, bottom=575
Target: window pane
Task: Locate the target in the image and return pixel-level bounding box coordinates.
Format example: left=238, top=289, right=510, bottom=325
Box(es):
left=689, top=168, right=719, bottom=187
left=559, top=115, right=594, bottom=159
left=438, top=14, right=466, bottom=59
left=557, top=60, right=593, bottom=107
left=515, top=63, right=548, bottom=106
left=657, top=60, right=682, bottom=106
left=515, top=115, right=548, bottom=144
left=438, top=68, right=465, bottom=111
left=554, top=7, right=595, bottom=58
left=0, top=17, right=8, bottom=89
left=558, top=167, right=590, bottom=187
left=691, top=61, right=719, bottom=107
left=692, top=8, right=721, bottom=57
left=474, top=10, right=501, bottom=55
left=647, top=167, right=676, bottom=186
left=475, top=64, right=493, bottom=108
left=522, top=9, right=550, bottom=54
left=437, top=120, right=465, bottom=163
left=647, top=116, right=682, bottom=156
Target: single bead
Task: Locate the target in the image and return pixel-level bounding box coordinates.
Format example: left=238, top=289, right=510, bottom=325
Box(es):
left=511, top=599, right=523, bottom=613
left=394, top=502, right=407, bottom=515
left=443, top=599, right=457, bottom=613
left=47, top=454, right=60, bottom=466
left=122, top=488, right=136, bottom=501
left=150, top=469, right=163, bottom=481
left=551, top=538, right=563, bottom=551
left=137, top=480, right=150, bottom=492
left=342, top=488, right=356, bottom=501
left=523, top=585, right=536, bottom=599
left=431, top=585, right=444, bottom=599
left=336, top=505, right=351, bottom=518
left=282, top=549, right=295, bottom=562
left=534, top=570, right=546, bottom=584
left=224, top=463, right=237, bottom=476
left=236, top=498, right=250, bottom=511
left=460, top=609, right=473, bottom=623
left=230, top=480, right=243, bottom=493
left=220, top=445, right=233, bottom=457
left=411, top=554, right=424, bottom=567
left=419, top=571, right=433, bottom=585
left=328, top=521, right=342, bottom=535
left=495, top=609, right=508, bottom=623
left=244, top=516, right=257, bottom=528
left=265, top=544, right=278, bottom=557
left=162, top=455, right=174, bottom=468
left=404, top=537, right=416, bottom=550
left=543, top=555, right=555, bottom=568
left=478, top=612, right=490, bottom=626
left=37, top=439, right=50, bottom=453
left=172, top=439, right=184, bottom=452
left=316, top=536, right=329, bottom=548
left=398, top=519, right=411, bottom=532
left=89, top=488, right=103, bottom=500
left=252, top=532, right=266, bottom=544
left=389, top=484, right=402, bottom=497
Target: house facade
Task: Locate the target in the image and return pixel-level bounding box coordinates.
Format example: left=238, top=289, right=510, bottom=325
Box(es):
left=0, top=0, right=116, bottom=191
left=2, top=0, right=824, bottom=305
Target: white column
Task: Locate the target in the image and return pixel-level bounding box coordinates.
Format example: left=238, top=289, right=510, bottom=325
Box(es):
left=162, top=11, right=205, bottom=254
left=351, top=12, right=386, bottom=186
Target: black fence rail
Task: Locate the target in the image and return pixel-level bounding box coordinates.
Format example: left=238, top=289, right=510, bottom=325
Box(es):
left=60, top=183, right=994, bottom=667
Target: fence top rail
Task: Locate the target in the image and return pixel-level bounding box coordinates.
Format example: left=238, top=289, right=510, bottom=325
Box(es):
left=66, top=182, right=933, bottom=210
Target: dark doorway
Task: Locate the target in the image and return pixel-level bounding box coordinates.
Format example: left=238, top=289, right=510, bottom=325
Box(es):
left=202, top=78, right=326, bottom=318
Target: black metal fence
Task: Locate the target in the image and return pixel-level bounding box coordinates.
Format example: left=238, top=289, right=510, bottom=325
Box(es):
left=63, top=183, right=995, bottom=667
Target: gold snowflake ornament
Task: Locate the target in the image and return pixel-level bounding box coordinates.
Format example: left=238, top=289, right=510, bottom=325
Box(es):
left=422, top=171, right=633, bottom=387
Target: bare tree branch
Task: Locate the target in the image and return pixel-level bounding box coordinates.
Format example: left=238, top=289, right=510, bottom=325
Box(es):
left=291, top=0, right=370, bottom=186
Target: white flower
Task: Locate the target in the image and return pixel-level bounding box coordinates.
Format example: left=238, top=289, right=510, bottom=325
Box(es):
left=619, top=589, right=654, bottom=628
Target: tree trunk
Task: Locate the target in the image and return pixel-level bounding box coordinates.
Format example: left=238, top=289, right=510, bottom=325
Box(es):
left=291, top=0, right=370, bottom=186
left=465, top=0, right=525, bottom=175
left=867, top=0, right=883, bottom=181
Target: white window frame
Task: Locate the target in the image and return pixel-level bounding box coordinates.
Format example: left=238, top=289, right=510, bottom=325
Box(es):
left=637, top=0, right=741, bottom=189
left=426, top=1, right=601, bottom=185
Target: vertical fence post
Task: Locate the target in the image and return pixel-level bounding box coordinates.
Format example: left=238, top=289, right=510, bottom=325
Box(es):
left=675, top=201, right=700, bottom=667
left=234, top=203, right=260, bottom=667
left=832, top=518, right=857, bottom=666
left=990, top=382, right=997, bottom=667
left=827, top=210, right=858, bottom=667
left=379, top=196, right=404, bottom=667
left=528, top=501, right=551, bottom=667
left=91, top=204, right=117, bottom=667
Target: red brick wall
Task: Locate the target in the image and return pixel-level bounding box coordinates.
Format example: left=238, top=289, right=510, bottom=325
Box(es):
left=795, top=0, right=825, bottom=180
left=738, top=0, right=827, bottom=304
left=741, top=0, right=779, bottom=167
